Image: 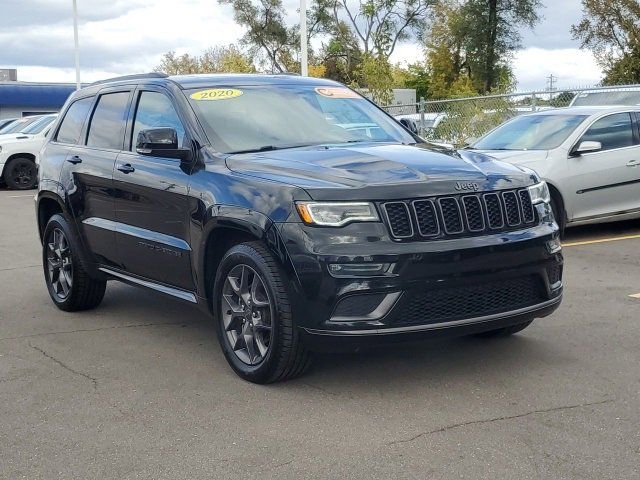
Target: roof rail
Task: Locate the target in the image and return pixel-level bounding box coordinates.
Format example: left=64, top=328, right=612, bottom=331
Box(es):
left=89, top=72, right=168, bottom=86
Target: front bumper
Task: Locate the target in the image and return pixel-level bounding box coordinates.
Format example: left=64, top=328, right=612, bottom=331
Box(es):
left=278, top=203, right=562, bottom=342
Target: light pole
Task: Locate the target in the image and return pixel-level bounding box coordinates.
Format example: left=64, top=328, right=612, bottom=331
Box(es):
left=72, top=0, right=81, bottom=90
left=300, top=0, right=308, bottom=76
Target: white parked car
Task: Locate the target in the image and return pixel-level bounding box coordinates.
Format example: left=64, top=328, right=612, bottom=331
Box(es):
left=468, top=106, right=640, bottom=231
left=570, top=87, right=640, bottom=107
left=0, top=114, right=57, bottom=190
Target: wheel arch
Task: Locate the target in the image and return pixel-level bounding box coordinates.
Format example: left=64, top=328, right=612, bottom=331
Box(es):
left=36, top=192, right=67, bottom=242
left=545, top=181, right=567, bottom=222
left=6, top=152, right=36, bottom=163
left=197, top=206, right=299, bottom=314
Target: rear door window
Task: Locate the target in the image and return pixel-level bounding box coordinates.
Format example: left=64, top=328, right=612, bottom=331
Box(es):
left=580, top=113, right=635, bottom=151
left=55, top=97, right=94, bottom=144
left=86, top=92, right=131, bottom=150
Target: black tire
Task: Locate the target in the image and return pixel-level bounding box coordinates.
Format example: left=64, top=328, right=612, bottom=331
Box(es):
left=549, top=194, right=566, bottom=237
left=213, top=241, right=310, bottom=383
left=476, top=320, right=534, bottom=338
left=4, top=157, right=37, bottom=190
left=42, top=214, right=106, bottom=311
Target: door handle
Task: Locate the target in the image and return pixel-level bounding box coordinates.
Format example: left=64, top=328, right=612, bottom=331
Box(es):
left=66, top=155, right=83, bottom=165
left=117, top=163, right=135, bottom=174
left=626, top=159, right=639, bottom=167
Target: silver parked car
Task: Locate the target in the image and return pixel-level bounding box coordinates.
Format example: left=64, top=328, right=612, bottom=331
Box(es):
left=469, top=106, right=640, bottom=231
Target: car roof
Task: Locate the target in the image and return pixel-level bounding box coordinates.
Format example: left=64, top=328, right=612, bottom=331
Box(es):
left=80, top=73, right=342, bottom=94
left=525, top=105, right=640, bottom=117
left=168, top=73, right=341, bottom=88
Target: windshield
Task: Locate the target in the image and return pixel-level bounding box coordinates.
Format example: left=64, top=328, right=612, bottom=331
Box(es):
left=0, top=117, right=40, bottom=134
left=472, top=114, right=588, bottom=150
left=186, top=85, right=414, bottom=154
left=21, top=115, right=56, bottom=134
left=573, top=91, right=640, bottom=106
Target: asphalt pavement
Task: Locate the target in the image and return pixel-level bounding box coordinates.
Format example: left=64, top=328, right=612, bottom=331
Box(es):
left=1, top=189, right=639, bottom=479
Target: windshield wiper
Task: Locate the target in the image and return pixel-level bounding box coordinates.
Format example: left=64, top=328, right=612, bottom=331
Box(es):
left=227, top=143, right=315, bottom=155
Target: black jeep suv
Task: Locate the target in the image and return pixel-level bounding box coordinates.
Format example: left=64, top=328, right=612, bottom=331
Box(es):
left=36, top=73, right=563, bottom=383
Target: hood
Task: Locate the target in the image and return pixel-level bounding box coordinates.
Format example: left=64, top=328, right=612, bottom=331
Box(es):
left=470, top=149, right=549, bottom=164
left=225, top=142, right=537, bottom=201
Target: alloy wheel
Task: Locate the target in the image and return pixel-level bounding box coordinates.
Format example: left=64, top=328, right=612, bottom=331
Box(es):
left=221, top=264, right=273, bottom=365
left=46, top=228, right=73, bottom=299
left=12, top=163, right=35, bottom=188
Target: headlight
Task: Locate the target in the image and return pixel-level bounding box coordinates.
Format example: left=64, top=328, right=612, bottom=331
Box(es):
left=528, top=181, right=550, bottom=204
left=295, top=202, right=379, bottom=226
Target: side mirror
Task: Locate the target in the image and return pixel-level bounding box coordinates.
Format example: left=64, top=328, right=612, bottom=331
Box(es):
left=572, top=140, right=602, bottom=156
left=136, top=128, right=192, bottom=162
left=399, top=117, right=419, bottom=135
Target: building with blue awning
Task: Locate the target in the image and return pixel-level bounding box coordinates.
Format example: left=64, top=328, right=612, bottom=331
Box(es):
left=0, top=82, right=78, bottom=119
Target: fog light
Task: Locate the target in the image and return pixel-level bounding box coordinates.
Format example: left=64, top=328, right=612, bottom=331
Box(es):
left=328, top=263, right=393, bottom=278
left=546, top=237, right=562, bottom=254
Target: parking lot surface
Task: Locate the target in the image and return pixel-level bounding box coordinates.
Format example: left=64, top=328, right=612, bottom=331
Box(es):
left=1, top=189, right=639, bottom=479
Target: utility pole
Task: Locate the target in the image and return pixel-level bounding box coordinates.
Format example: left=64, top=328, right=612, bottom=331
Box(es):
left=72, top=0, right=81, bottom=90
left=546, top=74, right=556, bottom=100
left=300, top=0, right=308, bottom=76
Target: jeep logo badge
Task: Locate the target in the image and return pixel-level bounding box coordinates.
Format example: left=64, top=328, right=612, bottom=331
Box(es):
left=454, top=181, right=479, bottom=191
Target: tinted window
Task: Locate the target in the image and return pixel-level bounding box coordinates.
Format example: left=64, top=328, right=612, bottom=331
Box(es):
left=86, top=92, right=130, bottom=150
left=581, top=113, right=635, bottom=151
left=132, top=91, right=185, bottom=149
left=186, top=85, right=414, bottom=154
left=56, top=97, right=94, bottom=144
left=472, top=114, right=588, bottom=150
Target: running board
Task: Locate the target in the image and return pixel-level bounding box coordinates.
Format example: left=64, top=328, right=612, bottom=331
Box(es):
left=99, top=267, right=197, bottom=303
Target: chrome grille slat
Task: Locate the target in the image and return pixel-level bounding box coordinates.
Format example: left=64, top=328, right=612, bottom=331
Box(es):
left=483, top=193, right=505, bottom=229
left=412, top=199, right=440, bottom=236
left=438, top=197, right=464, bottom=234
left=383, top=188, right=536, bottom=241
left=382, top=202, right=413, bottom=238
left=502, top=191, right=522, bottom=226
left=461, top=195, right=485, bottom=232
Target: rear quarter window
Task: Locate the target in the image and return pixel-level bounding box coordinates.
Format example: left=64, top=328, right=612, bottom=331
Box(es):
left=56, top=97, right=94, bottom=144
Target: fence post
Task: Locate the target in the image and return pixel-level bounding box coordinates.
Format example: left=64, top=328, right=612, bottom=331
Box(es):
left=419, top=97, right=426, bottom=137
left=531, top=93, right=537, bottom=112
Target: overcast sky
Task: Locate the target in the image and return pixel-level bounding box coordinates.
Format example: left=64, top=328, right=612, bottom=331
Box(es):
left=0, top=0, right=601, bottom=92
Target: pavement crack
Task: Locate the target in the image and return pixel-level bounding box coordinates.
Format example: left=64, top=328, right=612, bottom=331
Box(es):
left=272, top=459, right=294, bottom=469
left=30, top=344, right=98, bottom=390
left=386, top=398, right=613, bottom=446
left=0, top=264, right=40, bottom=272
left=299, top=381, right=339, bottom=396
left=0, top=321, right=191, bottom=342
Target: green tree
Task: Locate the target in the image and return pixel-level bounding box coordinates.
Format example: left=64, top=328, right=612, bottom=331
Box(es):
left=155, top=45, right=256, bottom=74
left=218, top=0, right=297, bottom=73
left=424, top=0, right=540, bottom=96
left=461, top=0, right=541, bottom=93
left=571, top=0, right=640, bottom=85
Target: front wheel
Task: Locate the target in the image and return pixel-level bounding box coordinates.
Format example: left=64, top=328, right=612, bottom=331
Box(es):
left=42, top=214, right=106, bottom=311
left=4, top=157, right=37, bottom=190
left=213, top=242, right=310, bottom=383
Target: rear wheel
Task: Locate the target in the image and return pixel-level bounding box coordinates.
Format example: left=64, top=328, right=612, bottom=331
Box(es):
left=4, top=157, right=37, bottom=190
left=476, top=320, right=534, bottom=337
left=213, top=242, right=310, bottom=383
left=42, top=214, right=106, bottom=311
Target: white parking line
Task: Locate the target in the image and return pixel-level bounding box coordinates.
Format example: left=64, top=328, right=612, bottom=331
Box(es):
left=628, top=293, right=640, bottom=299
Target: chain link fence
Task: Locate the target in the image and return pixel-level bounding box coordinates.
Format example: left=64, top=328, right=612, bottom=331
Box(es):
left=381, top=84, right=640, bottom=147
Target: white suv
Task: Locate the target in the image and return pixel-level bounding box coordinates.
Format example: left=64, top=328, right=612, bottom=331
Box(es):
left=0, top=114, right=57, bottom=190
left=469, top=106, right=640, bottom=231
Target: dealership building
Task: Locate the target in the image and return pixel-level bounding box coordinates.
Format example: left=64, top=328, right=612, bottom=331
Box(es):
left=0, top=69, right=76, bottom=120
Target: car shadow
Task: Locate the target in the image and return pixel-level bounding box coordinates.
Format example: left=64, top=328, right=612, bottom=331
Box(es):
left=97, top=281, right=567, bottom=394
